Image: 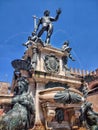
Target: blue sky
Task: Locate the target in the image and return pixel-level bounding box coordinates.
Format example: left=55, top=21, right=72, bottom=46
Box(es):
left=0, top=0, right=98, bottom=83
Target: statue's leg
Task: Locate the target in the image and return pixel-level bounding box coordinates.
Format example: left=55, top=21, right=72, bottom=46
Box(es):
left=37, top=27, right=46, bottom=37
left=35, top=27, right=47, bottom=43
left=45, top=24, right=53, bottom=44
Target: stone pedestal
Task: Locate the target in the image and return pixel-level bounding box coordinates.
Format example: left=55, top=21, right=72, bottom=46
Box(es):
left=11, top=41, right=84, bottom=130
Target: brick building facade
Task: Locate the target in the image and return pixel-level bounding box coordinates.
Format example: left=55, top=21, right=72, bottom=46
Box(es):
left=0, top=81, right=10, bottom=115
left=0, top=81, right=10, bottom=94
left=69, top=68, right=98, bottom=111
left=87, top=69, right=98, bottom=111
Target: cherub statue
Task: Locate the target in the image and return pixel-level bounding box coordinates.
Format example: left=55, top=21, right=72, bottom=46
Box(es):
left=0, top=77, right=35, bottom=130
left=62, top=41, right=75, bottom=71
left=34, top=9, right=61, bottom=44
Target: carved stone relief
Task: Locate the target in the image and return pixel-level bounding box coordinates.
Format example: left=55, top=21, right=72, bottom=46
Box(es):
left=44, top=54, right=59, bottom=73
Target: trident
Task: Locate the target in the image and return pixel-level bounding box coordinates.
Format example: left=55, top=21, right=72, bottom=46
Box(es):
left=32, top=15, right=38, bottom=33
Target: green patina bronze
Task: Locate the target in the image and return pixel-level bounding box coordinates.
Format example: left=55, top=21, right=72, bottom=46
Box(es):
left=80, top=101, right=98, bottom=130
left=54, top=89, right=83, bottom=104
left=0, top=77, right=35, bottom=130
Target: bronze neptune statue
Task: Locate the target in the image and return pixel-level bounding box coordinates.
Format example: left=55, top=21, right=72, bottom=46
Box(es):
left=34, top=9, right=61, bottom=44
